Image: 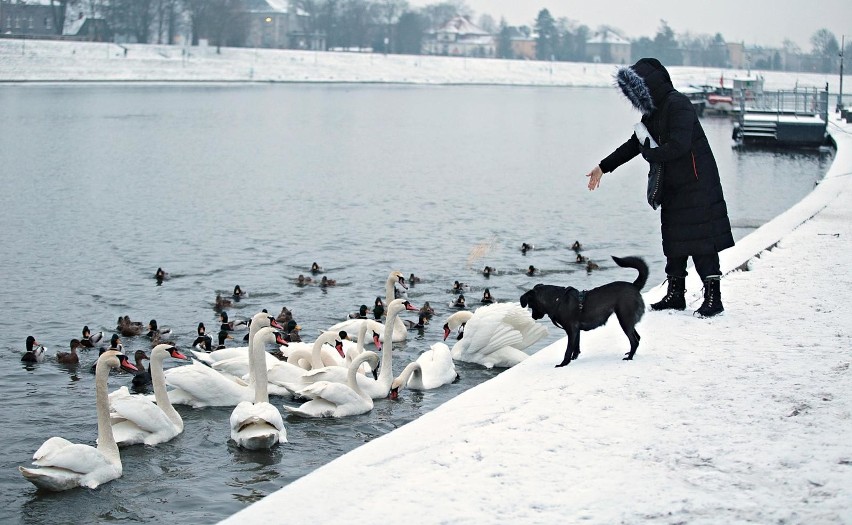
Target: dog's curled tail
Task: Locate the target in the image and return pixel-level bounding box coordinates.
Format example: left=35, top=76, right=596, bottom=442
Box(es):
left=611, top=256, right=649, bottom=290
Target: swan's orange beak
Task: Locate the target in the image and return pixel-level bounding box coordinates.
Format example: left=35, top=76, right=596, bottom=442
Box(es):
left=270, top=317, right=284, bottom=330
left=335, top=340, right=345, bottom=358
left=275, top=333, right=289, bottom=346
left=372, top=332, right=381, bottom=350
left=405, top=302, right=418, bottom=311
left=169, top=348, right=187, bottom=360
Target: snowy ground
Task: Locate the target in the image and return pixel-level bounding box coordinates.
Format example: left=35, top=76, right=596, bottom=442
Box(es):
left=0, top=39, right=845, bottom=94
left=223, top=116, right=852, bottom=524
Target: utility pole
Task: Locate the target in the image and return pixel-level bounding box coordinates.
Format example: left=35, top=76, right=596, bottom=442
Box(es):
left=838, top=35, right=845, bottom=112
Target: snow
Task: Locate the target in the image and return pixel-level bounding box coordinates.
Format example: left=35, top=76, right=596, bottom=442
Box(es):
left=4, top=40, right=851, bottom=523
left=0, top=39, right=845, bottom=94
left=220, top=121, right=852, bottom=524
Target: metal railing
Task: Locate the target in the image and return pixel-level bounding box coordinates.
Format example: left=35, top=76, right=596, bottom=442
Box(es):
left=738, top=85, right=829, bottom=121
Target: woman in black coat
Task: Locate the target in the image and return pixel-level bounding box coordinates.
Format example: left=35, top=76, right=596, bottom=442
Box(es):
left=585, top=58, right=734, bottom=317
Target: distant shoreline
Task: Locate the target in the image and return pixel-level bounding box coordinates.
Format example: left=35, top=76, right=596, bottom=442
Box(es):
left=0, top=39, right=844, bottom=94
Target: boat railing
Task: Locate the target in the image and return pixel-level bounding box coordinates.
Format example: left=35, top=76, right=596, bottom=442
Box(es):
left=737, top=85, right=829, bottom=121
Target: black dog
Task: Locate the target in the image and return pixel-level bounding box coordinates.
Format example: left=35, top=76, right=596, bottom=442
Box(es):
left=520, top=256, right=648, bottom=367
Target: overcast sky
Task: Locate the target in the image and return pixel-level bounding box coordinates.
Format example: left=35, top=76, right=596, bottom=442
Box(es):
left=409, top=0, right=852, bottom=50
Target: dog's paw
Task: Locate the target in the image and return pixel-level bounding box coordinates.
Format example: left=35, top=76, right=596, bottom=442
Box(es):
left=623, top=353, right=634, bottom=361
left=555, top=361, right=572, bottom=368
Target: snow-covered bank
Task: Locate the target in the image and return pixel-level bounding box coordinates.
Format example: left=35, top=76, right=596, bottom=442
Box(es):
left=0, top=39, right=845, bottom=93
left=223, top=116, right=852, bottom=524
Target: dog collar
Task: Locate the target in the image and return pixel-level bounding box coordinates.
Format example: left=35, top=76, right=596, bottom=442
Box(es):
left=577, top=290, right=588, bottom=311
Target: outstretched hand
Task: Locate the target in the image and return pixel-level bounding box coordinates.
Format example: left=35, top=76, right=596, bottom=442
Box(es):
left=586, top=165, right=603, bottom=191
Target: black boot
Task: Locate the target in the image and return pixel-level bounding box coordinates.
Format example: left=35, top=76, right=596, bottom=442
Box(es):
left=695, top=276, right=724, bottom=318
left=651, top=276, right=686, bottom=311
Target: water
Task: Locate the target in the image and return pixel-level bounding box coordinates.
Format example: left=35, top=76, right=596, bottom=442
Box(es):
left=0, top=83, right=833, bottom=524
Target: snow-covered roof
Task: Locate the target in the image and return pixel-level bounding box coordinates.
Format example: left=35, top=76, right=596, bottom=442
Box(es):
left=434, top=16, right=490, bottom=36
left=244, top=0, right=289, bottom=14
left=586, top=30, right=629, bottom=45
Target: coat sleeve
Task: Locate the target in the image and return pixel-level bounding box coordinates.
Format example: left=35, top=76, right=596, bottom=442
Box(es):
left=599, top=133, right=641, bottom=173
left=641, top=96, right=694, bottom=163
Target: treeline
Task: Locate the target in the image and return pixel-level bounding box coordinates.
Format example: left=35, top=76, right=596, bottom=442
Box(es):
left=32, top=1, right=851, bottom=73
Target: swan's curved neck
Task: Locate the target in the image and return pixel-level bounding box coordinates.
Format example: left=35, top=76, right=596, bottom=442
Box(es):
left=251, top=334, right=269, bottom=404
left=151, top=351, right=182, bottom=427
left=378, top=309, right=398, bottom=384
left=311, top=334, right=335, bottom=369
left=397, top=362, right=421, bottom=387
left=95, top=360, right=120, bottom=464
left=384, top=275, right=397, bottom=305
left=287, top=349, right=313, bottom=369
left=349, top=353, right=375, bottom=398
left=246, top=321, right=260, bottom=386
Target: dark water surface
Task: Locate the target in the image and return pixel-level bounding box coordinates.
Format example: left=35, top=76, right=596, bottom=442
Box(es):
left=0, top=83, right=833, bottom=524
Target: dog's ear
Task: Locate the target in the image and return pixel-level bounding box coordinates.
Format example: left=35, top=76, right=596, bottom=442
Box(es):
left=519, top=291, right=529, bottom=308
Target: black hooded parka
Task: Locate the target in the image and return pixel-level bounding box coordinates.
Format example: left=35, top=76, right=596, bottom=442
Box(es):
left=599, top=58, right=734, bottom=258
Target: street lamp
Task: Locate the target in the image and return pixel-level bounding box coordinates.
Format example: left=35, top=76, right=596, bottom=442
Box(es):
left=838, top=35, right=845, bottom=112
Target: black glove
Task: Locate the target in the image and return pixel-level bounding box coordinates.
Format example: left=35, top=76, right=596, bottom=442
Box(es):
left=641, top=137, right=654, bottom=161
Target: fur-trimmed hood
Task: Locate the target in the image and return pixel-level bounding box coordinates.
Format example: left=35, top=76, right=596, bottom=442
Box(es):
left=615, top=58, right=675, bottom=116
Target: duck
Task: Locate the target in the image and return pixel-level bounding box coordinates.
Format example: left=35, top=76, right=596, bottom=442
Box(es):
left=403, top=313, right=427, bottom=330
left=521, top=242, right=534, bottom=254
left=229, top=327, right=288, bottom=449
left=390, top=342, right=458, bottom=398
left=165, top=312, right=285, bottom=408
left=576, top=253, right=588, bottom=263
left=155, top=267, right=168, bottom=283
left=482, top=266, right=495, bottom=277
left=215, top=293, right=232, bottom=309
left=276, top=306, right=293, bottom=325
left=219, top=311, right=247, bottom=331
left=80, top=326, right=103, bottom=348
left=526, top=265, right=537, bottom=276
left=56, top=339, right=82, bottom=365
left=110, top=345, right=187, bottom=446
left=279, top=299, right=411, bottom=399
left=328, top=271, right=412, bottom=343
left=296, top=274, right=313, bottom=286
left=571, top=240, right=583, bottom=252
left=348, top=304, right=369, bottom=319
left=452, top=295, right=466, bottom=309
left=408, top=273, right=422, bottom=284
left=320, top=276, right=337, bottom=287
left=586, top=260, right=600, bottom=271
left=442, top=303, right=548, bottom=368
left=19, top=350, right=137, bottom=491
left=282, top=351, right=380, bottom=419
left=146, top=319, right=172, bottom=339
left=117, top=316, right=143, bottom=337
left=232, top=285, right=246, bottom=300
left=310, top=262, right=322, bottom=274
left=130, top=350, right=152, bottom=389
left=21, top=336, right=47, bottom=363
left=192, top=322, right=213, bottom=352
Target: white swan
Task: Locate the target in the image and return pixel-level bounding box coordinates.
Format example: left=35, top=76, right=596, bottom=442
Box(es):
left=189, top=312, right=284, bottom=367
left=165, top=312, right=286, bottom=408
left=283, top=351, right=380, bottom=418
left=19, top=350, right=137, bottom=491
left=229, top=327, right=287, bottom=449
left=443, top=302, right=548, bottom=368
left=390, top=342, right=458, bottom=397
left=280, top=299, right=414, bottom=399
left=109, top=344, right=187, bottom=446
left=265, top=331, right=342, bottom=391
left=327, top=270, right=409, bottom=342
left=286, top=320, right=381, bottom=373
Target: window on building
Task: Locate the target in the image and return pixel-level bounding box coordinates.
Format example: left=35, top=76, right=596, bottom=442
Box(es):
left=15, top=16, right=21, bottom=29
left=45, top=17, right=52, bottom=30
left=29, top=16, right=34, bottom=29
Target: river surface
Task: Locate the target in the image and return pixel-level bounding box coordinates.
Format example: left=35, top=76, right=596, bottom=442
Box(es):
left=0, top=83, right=833, bottom=524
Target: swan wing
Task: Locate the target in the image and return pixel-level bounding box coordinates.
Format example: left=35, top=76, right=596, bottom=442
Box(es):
left=282, top=398, right=337, bottom=418
left=110, top=396, right=175, bottom=435
left=500, top=303, right=548, bottom=349
left=165, top=360, right=249, bottom=407
left=32, top=437, right=74, bottom=461
left=326, top=318, right=363, bottom=335
left=295, top=381, right=361, bottom=406
left=32, top=442, right=113, bottom=474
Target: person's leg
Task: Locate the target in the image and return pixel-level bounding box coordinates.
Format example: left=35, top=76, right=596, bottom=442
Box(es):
left=693, top=253, right=723, bottom=317
left=652, top=256, right=688, bottom=311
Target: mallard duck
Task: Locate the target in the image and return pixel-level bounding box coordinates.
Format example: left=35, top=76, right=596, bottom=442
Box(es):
left=21, top=336, right=46, bottom=363
left=57, top=339, right=82, bottom=365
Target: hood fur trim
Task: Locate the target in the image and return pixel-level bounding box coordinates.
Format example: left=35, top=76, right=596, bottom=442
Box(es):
left=615, top=66, right=655, bottom=116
